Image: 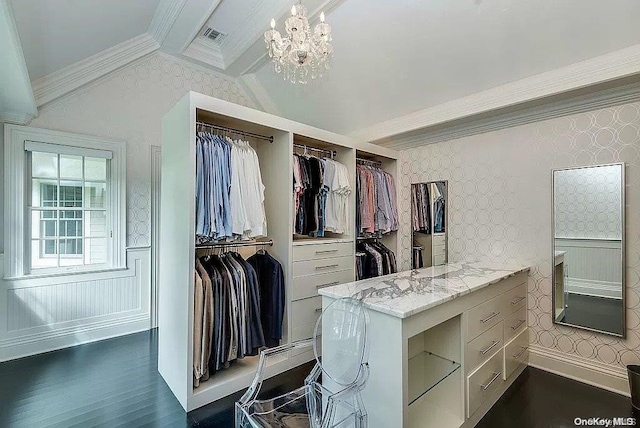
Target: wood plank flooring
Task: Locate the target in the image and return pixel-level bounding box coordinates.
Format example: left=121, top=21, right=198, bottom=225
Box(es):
left=0, top=329, right=633, bottom=427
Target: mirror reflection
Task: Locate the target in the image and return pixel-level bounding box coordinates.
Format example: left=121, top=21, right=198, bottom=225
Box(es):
left=411, top=181, right=448, bottom=269
left=553, top=164, right=625, bottom=337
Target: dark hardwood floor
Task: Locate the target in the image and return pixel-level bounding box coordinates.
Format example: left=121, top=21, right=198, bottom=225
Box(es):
left=0, top=329, right=633, bottom=427
left=561, top=293, right=624, bottom=335
left=0, top=330, right=312, bottom=427
left=478, top=367, right=634, bottom=428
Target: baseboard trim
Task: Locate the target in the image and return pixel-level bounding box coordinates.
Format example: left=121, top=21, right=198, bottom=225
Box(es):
left=528, top=344, right=629, bottom=397
left=0, top=314, right=150, bottom=362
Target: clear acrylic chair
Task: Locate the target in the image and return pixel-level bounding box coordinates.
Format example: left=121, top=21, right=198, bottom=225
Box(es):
left=235, top=297, right=370, bottom=428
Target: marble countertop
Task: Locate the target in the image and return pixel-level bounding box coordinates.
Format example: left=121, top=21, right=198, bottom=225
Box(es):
left=318, top=262, right=530, bottom=319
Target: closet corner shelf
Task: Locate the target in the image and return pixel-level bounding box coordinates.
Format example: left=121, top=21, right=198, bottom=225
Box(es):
left=408, top=351, right=461, bottom=406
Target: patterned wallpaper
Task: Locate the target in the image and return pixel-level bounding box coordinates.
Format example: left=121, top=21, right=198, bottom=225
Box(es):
left=24, top=52, right=256, bottom=248
left=554, top=164, right=623, bottom=240
left=398, top=102, right=640, bottom=369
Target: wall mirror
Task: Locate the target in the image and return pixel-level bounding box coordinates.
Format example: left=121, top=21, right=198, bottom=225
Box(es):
left=411, top=181, right=448, bottom=269
left=552, top=163, right=625, bottom=337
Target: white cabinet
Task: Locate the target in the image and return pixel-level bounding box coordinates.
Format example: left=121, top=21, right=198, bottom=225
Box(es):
left=320, top=265, right=529, bottom=428
left=463, top=276, right=529, bottom=422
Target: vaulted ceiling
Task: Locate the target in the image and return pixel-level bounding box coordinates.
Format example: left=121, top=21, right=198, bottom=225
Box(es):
left=3, top=0, right=640, bottom=142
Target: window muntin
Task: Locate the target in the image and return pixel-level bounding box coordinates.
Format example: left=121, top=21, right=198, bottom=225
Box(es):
left=29, top=151, right=109, bottom=272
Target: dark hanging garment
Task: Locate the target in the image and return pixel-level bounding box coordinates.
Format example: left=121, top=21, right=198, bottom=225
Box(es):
left=305, top=157, right=322, bottom=234
left=247, top=251, right=285, bottom=348
left=232, top=253, right=266, bottom=356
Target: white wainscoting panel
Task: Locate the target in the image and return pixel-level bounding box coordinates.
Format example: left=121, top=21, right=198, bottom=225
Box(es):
left=556, top=238, right=623, bottom=299
left=0, top=247, right=150, bottom=362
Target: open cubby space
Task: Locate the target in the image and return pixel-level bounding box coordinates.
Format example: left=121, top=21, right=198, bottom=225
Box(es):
left=407, top=315, right=464, bottom=428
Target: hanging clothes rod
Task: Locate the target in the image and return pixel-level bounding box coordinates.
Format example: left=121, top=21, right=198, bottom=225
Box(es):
left=356, top=157, right=382, bottom=168
left=196, top=121, right=274, bottom=143
left=357, top=235, right=381, bottom=241
left=293, top=143, right=337, bottom=159
left=196, top=239, right=274, bottom=249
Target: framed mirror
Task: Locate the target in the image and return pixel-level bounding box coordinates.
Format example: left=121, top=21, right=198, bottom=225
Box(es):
left=552, top=163, right=625, bottom=337
left=411, top=181, right=448, bottom=269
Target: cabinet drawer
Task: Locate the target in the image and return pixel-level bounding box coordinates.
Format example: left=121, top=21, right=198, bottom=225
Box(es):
left=433, top=246, right=446, bottom=257
left=466, top=294, right=505, bottom=341
left=293, top=256, right=353, bottom=278
left=466, top=322, right=503, bottom=373
left=433, top=253, right=446, bottom=266
left=504, top=328, right=528, bottom=380
left=433, top=234, right=446, bottom=246
left=467, top=350, right=504, bottom=417
left=290, top=296, right=322, bottom=341
left=504, top=305, right=527, bottom=343
left=504, top=283, right=527, bottom=314
left=291, top=269, right=354, bottom=301
left=293, top=242, right=353, bottom=262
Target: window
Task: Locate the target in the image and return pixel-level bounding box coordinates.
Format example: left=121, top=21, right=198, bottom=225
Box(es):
left=3, top=125, right=126, bottom=279
left=29, top=151, right=109, bottom=271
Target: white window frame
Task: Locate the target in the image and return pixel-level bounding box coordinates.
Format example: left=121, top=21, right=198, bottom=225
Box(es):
left=4, top=125, right=127, bottom=279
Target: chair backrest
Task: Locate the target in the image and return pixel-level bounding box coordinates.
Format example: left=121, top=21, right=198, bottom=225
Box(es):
left=312, top=298, right=369, bottom=387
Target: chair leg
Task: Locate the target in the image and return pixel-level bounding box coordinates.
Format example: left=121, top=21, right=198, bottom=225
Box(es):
left=354, top=393, right=367, bottom=428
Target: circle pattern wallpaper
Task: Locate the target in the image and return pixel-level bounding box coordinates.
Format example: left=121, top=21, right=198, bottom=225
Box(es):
left=398, top=102, right=640, bottom=369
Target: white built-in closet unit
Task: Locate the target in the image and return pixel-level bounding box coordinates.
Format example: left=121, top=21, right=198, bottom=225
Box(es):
left=158, top=91, right=398, bottom=411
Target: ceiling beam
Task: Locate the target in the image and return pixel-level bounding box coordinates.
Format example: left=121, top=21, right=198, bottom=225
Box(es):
left=349, top=43, right=640, bottom=143
left=147, top=0, right=188, bottom=45
left=0, top=0, right=36, bottom=124
left=159, top=0, right=223, bottom=55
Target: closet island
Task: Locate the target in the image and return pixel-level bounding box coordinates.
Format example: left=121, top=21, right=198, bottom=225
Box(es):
left=319, top=262, right=530, bottom=428
left=158, top=91, right=399, bottom=411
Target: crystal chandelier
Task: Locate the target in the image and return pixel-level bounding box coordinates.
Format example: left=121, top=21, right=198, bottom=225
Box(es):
left=264, top=2, right=333, bottom=84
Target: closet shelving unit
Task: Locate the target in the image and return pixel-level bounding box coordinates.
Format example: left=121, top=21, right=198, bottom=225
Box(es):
left=159, top=92, right=398, bottom=411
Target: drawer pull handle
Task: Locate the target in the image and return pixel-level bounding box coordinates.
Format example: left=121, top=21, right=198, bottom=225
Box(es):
left=511, top=319, right=526, bottom=330
left=511, top=296, right=526, bottom=305
left=317, top=281, right=340, bottom=289
left=315, top=308, right=323, bottom=313
left=480, top=340, right=501, bottom=355
left=513, top=346, right=528, bottom=360
left=481, top=372, right=501, bottom=390
left=316, top=264, right=339, bottom=270
left=480, top=311, right=500, bottom=323
left=316, top=249, right=339, bottom=254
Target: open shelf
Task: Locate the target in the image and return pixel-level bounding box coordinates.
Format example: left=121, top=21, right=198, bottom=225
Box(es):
left=407, top=351, right=461, bottom=406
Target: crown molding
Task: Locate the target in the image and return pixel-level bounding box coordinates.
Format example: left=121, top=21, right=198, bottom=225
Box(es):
left=0, top=111, right=35, bottom=125
left=350, top=43, right=640, bottom=145
left=375, top=80, right=640, bottom=150
left=182, top=38, right=225, bottom=70
left=31, top=33, right=160, bottom=107
left=148, top=0, right=187, bottom=45
left=239, top=74, right=281, bottom=115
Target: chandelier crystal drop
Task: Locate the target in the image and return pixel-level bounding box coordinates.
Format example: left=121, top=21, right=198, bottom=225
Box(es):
left=264, top=2, right=333, bottom=84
